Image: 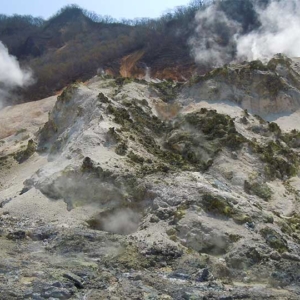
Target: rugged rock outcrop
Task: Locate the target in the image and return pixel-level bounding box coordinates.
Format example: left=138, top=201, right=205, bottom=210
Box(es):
left=1, top=73, right=300, bottom=299
left=181, top=54, right=300, bottom=116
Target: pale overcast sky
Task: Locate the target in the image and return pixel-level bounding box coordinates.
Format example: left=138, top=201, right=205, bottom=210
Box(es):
left=0, top=0, right=192, bottom=20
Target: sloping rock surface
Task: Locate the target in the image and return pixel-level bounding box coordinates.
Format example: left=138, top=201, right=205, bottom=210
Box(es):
left=1, top=74, right=300, bottom=299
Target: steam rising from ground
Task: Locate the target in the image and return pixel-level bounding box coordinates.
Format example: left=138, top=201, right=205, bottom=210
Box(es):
left=189, top=4, right=241, bottom=67
left=96, top=208, right=141, bottom=235
left=0, top=41, right=33, bottom=108
left=237, top=0, right=300, bottom=61
left=190, top=0, right=300, bottom=66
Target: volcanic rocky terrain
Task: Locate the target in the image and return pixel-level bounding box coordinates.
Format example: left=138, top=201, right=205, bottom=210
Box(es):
left=1, top=56, right=300, bottom=299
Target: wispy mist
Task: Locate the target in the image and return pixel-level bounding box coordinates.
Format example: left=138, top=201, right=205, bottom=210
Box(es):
left=190, top=0, right=300, bottom=66
left=0, top=41, right=33, bottom=108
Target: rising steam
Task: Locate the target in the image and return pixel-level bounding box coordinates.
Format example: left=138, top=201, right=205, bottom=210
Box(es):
left=100, top=208, right=141, bottom=235
left=189, top=4, right=241, bottom=67
left=190, top=0, right=300, bottom=66
left=237, top=0, right=300, bottom=61
left=0, top=41, right=33, bottom=108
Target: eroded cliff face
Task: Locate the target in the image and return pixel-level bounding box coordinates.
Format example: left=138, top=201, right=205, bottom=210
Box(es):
left=119, top=53, right=300, bottom=116
left=118, top=50, right=196, bottom=82
left=1, top=65, right=300, bottom=299
left=119, top=50, right=146, bottom=79
left=180, top=54, right=300, bottom=116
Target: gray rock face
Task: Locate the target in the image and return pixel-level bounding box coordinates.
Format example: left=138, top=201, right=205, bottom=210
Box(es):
left=180, top=54, right=300, bottom=116
left=1, top=73, right=300, bottom=299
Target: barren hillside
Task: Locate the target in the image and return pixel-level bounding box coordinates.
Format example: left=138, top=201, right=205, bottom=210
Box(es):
left=1, top=58, right=300, bottom=298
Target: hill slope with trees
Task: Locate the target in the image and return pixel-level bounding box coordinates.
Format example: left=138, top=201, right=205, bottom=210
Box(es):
left=0, top=0, right=271, bottom=104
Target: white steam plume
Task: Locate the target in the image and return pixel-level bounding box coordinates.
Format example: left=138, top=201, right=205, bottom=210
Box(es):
left=189, top=4, right=241, bottom=67
left=0, top=41, right=33, bottom=108
left=100, top=208, right=141, bottom=235
left=237, top=0, right=300, bottom=61
left=190, top=0, right=300, bottom=66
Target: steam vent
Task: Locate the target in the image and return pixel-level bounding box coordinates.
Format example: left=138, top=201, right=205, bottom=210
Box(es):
left=1, top=0, right=300, bottom=299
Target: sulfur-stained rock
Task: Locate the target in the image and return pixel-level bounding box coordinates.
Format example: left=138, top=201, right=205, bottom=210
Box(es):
left=1, top=74, right=300, bottom=299
left=260, top=227, right=288, bottom=253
